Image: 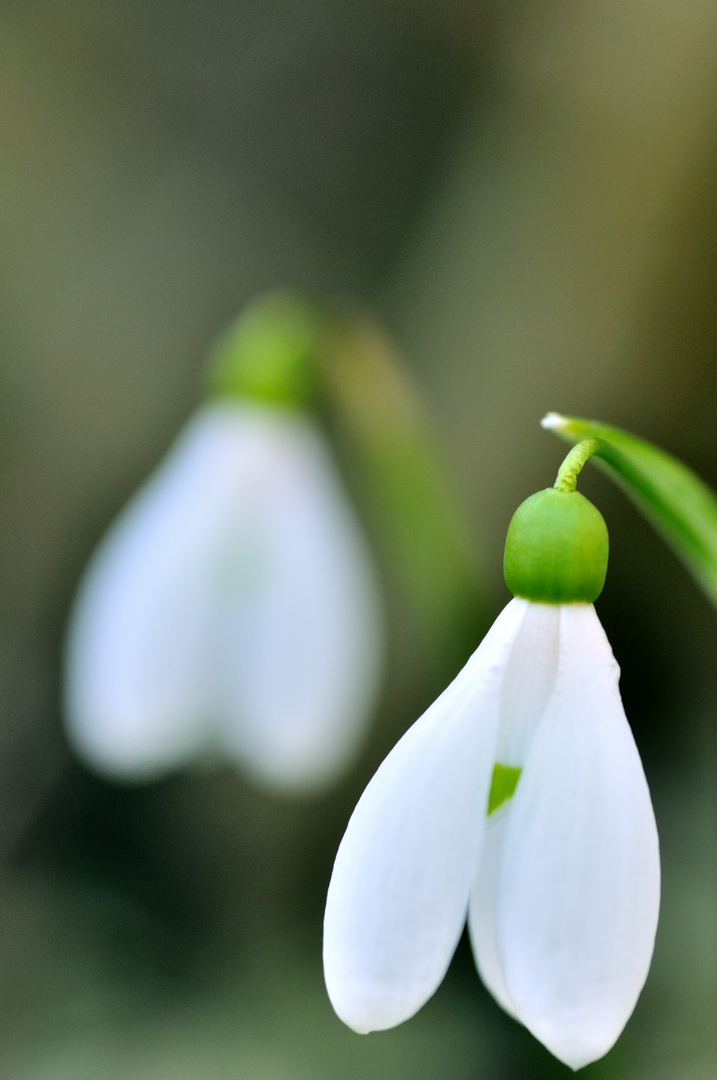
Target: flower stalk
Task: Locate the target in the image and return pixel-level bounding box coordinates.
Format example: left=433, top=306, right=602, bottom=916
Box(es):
left=554, top=438, right=601, bottom=492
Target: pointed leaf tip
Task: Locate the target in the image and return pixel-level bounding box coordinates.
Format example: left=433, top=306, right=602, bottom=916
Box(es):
left=540, top=412, right=567, bottom=431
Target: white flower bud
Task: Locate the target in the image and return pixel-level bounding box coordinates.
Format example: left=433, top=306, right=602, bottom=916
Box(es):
left=65, top=400, right=383, bottom=793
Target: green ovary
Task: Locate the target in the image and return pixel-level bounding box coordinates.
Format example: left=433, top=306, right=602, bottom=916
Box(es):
left=487, top=762, right=522, bottom=816
left=503, top=488, right=608, bottom=603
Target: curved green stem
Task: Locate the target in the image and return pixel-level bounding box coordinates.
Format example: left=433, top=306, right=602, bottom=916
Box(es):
left=554, top=439, right=600, bottom=492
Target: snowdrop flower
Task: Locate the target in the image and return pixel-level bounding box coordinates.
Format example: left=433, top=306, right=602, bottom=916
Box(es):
left=65, top=333, right=383, bottom=792
left=324, top=439, right=660, bottom=1069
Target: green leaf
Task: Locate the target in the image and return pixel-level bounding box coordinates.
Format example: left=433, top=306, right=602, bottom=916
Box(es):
left=542, top=412, right=717, bottom=608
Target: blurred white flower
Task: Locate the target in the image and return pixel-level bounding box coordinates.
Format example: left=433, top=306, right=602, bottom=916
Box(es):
left=323, top=597, right=659, bottom=1069
left=65, top=399, right=383, bottom=792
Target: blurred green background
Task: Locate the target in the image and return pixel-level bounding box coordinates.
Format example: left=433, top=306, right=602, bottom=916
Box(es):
left=3, top=0, right=717, bottom=1076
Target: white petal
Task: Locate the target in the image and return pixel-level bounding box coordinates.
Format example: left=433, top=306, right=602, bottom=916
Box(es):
left=495, top=603, right=660, bottom=1070
left=468, top=813, right=518, bottom=1018
left=64, top=402, right=281, bottom=779
left=323, top=598, right=529, bottom=1034
left=493, top=602, right=561, bottom=766
left=215, top=416, right=383, bottom=791
left=469, top=602, right=561, bottom=1016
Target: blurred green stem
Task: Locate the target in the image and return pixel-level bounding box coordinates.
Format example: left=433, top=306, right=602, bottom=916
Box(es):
left=315, top=305, right=485, bottom=666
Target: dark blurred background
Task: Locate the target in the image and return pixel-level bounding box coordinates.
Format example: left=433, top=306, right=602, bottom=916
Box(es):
left=3, top=0, right=717, bottom=1076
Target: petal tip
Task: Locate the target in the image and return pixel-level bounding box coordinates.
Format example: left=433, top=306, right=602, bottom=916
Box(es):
left=538, top=1028, right=623, bottom=1072
left=323, top=965, right=405, bottom=1035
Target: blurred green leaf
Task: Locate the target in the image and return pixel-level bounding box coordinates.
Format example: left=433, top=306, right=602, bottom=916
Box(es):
left=543, top=412, right=717, bottom=609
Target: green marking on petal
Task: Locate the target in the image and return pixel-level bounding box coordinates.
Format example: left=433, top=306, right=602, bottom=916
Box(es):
left=487, top=763, right=522, bottom=816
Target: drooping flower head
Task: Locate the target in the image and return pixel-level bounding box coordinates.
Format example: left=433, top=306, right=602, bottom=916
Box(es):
left=323, top=437, right=660, bottom=1069
left=64, top=296, right=384, bottom=792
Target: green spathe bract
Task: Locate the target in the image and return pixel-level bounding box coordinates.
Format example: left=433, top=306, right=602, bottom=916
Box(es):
left=504, top=488, right=609, bottom=603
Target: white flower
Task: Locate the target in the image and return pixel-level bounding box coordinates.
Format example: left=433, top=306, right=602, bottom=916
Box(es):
left=323, top=597, right=660, bottom=1069
left=65, top=399, right=383, bottom=792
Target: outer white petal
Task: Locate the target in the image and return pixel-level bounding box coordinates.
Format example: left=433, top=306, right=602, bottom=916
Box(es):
left=64, top=402, right=279, bottom=779
left=468, top=601, right=561, bottom=1016
left=323, top=598, right=530, bottom=1034
left=215, top=416, right=383, bottom=791
left=495, top=603, right=660, bottom=1070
